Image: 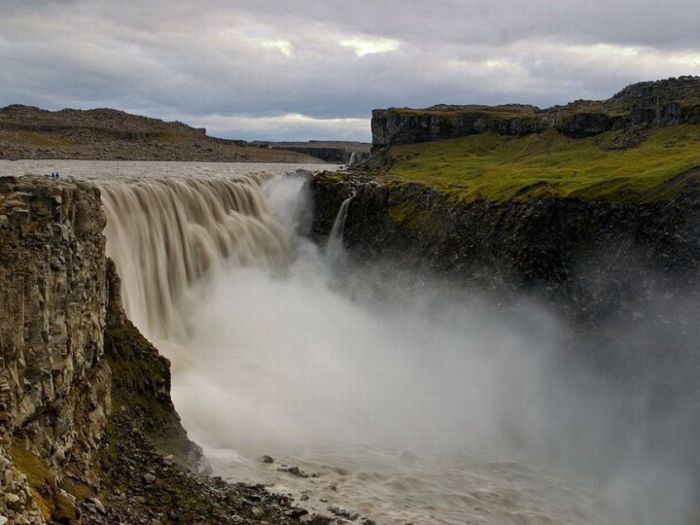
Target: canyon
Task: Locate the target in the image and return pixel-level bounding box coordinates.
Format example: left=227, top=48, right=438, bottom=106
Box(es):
left=0, top=77, right=699, bottom=524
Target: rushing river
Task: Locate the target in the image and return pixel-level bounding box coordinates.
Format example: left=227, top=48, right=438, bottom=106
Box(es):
left=2, top=160, right=697, bottom=524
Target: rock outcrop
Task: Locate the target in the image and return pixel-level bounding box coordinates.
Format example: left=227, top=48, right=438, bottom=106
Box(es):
left=0, top=176, right=109, bottom=522
left=372, top=76, right=700, bottom=148
left=252, top=141, right=371, bottom=164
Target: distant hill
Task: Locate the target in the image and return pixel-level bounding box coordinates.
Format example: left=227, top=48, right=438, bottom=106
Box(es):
left=253, top=140, right=371, bottom=164
left=0, top=105, right=324, bottom=163
left=372, top=76, right=700, bottom=148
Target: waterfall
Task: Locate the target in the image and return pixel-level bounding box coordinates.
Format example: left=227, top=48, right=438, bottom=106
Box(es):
left=100, top=174, right=292, bottom=340
left=326, top=194, right=353, bottom=265
left=347, top=151, right=369, bottom=167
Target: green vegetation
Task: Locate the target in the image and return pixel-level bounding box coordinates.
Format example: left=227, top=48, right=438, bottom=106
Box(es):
left=14, top=130, right=70, bottom=147
left=10, top=439, right=55, bottom=520
left=105, top=315, right=197, bottom=466
left=383, top=125, right=700, bottom=202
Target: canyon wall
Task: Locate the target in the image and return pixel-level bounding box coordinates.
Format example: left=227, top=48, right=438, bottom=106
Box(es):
left=0, top=177, right=206, bottom=523
left=311, top=172, right=700, bottom=323
left=0, top=176, right=109, bottom=522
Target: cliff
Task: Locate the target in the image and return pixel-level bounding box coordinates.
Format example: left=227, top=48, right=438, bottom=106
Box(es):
left=372, top=76, right=700, bottom=148
left=0, top=176, right=109, bottom=522
left=0, top=177, right=326, bottom=524
left=312, top=80, right=700, bottom=322
left=0, top=106, right=321, bottom=163
left=313, top=173, right=700, bottom=320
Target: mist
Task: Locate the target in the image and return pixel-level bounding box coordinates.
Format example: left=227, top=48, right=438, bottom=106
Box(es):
left=104, top=173, right=700, bottom=525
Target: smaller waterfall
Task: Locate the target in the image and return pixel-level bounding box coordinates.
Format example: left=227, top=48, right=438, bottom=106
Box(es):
left=326, top=194, right=353, bottom=265
left=347, top=151, right=369, bottom=167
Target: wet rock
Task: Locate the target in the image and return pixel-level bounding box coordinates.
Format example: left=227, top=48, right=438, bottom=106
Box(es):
left=328, top=506, right=360, bottom=521
left=278, top=465, right=311, bottom=478
left=311, top=170, right=700, bottom=326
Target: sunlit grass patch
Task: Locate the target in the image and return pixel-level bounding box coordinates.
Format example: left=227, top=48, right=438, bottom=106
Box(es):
left=383, top=125, right=700, bottom=202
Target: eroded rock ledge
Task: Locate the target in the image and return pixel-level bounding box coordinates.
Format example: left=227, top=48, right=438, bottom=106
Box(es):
left=0, top=177, right=328, bottom=524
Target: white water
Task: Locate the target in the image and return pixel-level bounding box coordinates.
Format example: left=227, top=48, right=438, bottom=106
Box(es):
left=326, top=194, right=353, bottom=267
left=2, top=160, right=695, bottom=524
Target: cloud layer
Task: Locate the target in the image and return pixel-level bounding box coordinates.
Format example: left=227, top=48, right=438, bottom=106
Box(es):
left=1, top=0, right=699, bottom=140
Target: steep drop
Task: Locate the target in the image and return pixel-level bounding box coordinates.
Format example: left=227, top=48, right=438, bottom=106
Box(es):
left=100, top=169, right=699, bottom=525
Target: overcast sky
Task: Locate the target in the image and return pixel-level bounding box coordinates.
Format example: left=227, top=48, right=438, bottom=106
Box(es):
left=1, top=0, right=699, bottom=141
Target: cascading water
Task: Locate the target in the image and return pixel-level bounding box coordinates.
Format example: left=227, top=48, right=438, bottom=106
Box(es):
left=347, top=151, right=369, bottom=167
left=101, top=175, right=292, bottom=340
left=97, top=172, right=598, bottom=524
left=326, top=194, right=354, bottom=266
left=41, top=160, right=690, bottom=525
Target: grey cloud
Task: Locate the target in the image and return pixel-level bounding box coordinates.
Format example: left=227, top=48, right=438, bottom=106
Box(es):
left=1, top=0, right=699, bottom=140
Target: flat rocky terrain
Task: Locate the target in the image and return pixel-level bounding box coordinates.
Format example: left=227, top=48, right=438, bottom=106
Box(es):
left=0, top=105, right=322, bottom=163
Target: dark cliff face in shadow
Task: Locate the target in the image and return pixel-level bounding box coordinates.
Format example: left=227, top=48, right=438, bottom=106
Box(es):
left=311, top=172, right=700, bottom=324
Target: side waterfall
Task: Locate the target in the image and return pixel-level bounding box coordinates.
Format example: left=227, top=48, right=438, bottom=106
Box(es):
left=326, top=194, right=353, bottom=265
left=100, top=175, right=292, bottom=340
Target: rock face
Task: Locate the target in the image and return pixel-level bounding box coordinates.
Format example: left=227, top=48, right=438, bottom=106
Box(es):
left=311, top=171, right=700, bottom=322
left=372, top=76, right=700, bottom=148
left=0, top=176, right=109, bottom=522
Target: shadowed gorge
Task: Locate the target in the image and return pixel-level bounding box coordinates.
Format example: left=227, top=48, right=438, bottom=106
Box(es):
left=92, top=165, right=699, bottom=524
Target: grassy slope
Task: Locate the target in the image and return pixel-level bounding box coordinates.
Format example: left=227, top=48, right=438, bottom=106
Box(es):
left=383, top=125, right=700, bottom=202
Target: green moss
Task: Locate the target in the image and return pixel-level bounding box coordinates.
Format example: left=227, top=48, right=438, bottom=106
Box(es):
left=10, top=440, right=55, bottom=520
left=388, top=202, right=412, bottom=223
left=382, top=125, right=700, bottom=202
left=105, top=322, right=170, bottom=425
left=54, top=490, right=79, bottom=522
left=10, top=439, right=55, bottom=490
